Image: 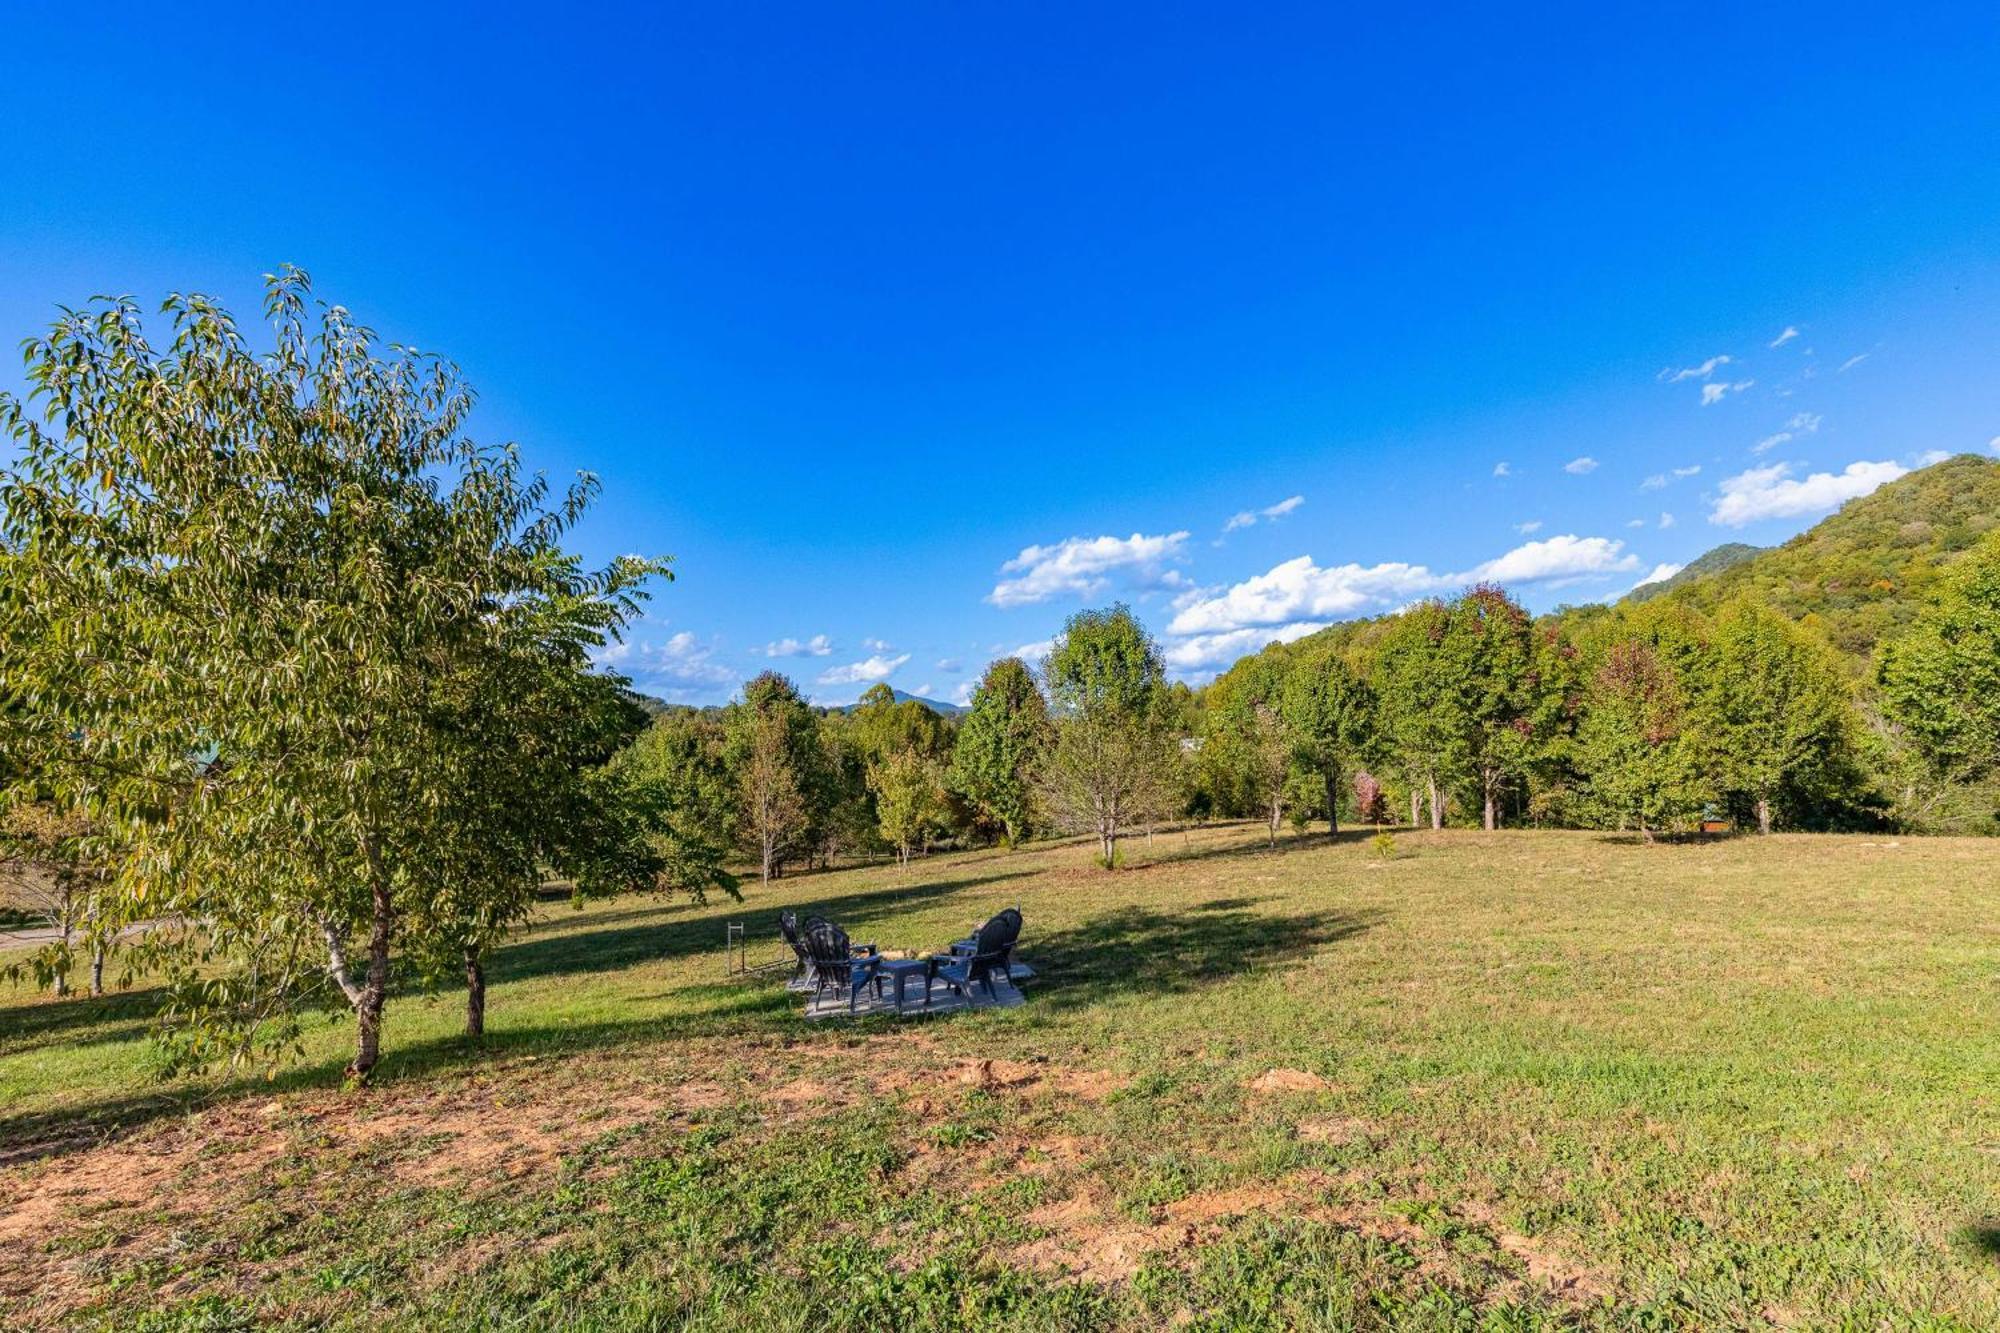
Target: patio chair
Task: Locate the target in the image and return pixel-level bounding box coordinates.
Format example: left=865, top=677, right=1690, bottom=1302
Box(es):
left=780, top=910, right=877, bottom=991
left=931, top=907, right=1022, bottom=1005
left=802, top=916, right=885, bottom=1014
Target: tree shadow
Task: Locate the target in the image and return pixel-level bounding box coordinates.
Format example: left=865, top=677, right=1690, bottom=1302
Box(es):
left=0, top=983, right=164, bottom=1058
left=1142, top=825, right=1381, bottom=869
left=489, top=867, right=1038, bottom=987
left=1021, top=900, right=1382, bottom=1013
left=1962, top=1223, right=2000, bottom=1259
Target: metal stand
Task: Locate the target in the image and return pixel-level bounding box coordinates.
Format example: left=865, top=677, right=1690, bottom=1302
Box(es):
left=725, top=922, right=790, bottom=977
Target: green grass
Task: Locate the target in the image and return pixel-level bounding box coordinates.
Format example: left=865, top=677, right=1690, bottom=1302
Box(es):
left=3, top=824, right=1998, bottom=1329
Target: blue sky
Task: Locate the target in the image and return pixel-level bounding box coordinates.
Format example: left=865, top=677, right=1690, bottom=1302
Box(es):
left=4, top=5, right=1998, bottom=704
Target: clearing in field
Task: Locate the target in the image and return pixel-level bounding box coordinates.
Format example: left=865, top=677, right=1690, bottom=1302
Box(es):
left=3, top=824, right=1998, bottom=1330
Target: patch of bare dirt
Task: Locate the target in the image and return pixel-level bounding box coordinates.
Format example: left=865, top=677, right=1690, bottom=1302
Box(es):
left=1453, top=1199, right=1611, bottom=1302
left=1245, top=1067, right=1335, bottom=1094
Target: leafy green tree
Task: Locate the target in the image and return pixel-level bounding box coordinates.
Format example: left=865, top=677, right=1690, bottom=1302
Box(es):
left=725, top=672, right=829, bottom=880
left=1280, top=641, right=1378, bottom=835
left=1375, top=600, right=1464, bottom=828
left=1708, top=600, right=1858, bottom=834
left=949, top=657, right=1051, bottom=845
left=1202, top=654, right=1293, bottom=844
left=873, top=746, right=949, bottom=865
left=1878, top=529, right=2000, bottom=824
left=1444, top=586, right=1538, bottom=831
left=0, top=801, right=112, bottom=997
left=608, top=709, right=741, bottom=897
left=1574, top=607, right=1712, bottom=840
left=0, top=271, right=664, bottom=1077
left=1038, top=605, right=1175, bottom=867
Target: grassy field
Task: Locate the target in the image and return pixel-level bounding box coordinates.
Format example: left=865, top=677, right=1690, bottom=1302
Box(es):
left=2, top=823, right=1997, bottom=1330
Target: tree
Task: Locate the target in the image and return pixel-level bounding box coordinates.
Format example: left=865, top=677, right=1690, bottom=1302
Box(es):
left=948, top=657, right=1050, bottom=845
left=0, top=801, right=111, bottom=997
left=1574, top=608, right=1712, bottom=840
left=1038, top=605, right=1174, bottom=867
left=0, top=271, right=665, bottom=1077
left=1708, top=600, right=1857, bottom=834
left=734, top=699, right=809, bottom=882
left=1280, top=642, right=1377, bottom=835
left=1203, top=654, right=1293, bottom=845
left=873, top=746, right=948, bottom=865
left=1375, top=600, right=1464, bottom=829
left=609, top=709, right=741, bottom=896
left=1443, top=586, right=1537, bottom=831
left=1878, top=530, right=2000, bottom=822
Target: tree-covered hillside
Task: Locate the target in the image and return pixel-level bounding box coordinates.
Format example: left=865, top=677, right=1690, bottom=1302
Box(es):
left=1625, top=542, right=1764, bottom=604
left=1644, top=454, right=2000, bottom=658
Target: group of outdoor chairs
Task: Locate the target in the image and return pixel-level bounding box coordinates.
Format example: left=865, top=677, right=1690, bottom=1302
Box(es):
left=778, top=907, right=1024, bottom=1015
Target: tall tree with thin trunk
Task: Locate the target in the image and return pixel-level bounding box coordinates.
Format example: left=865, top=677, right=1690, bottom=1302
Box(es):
left=1038, top=606, right=1173, bottom=867
left=1280, top=642, right=1377, bottom=835
left=1708, top=600, right=1856, bottom=834
left=949, top=657, right=1051, bottom=845
left=0, top=271, right=664, bottom=1077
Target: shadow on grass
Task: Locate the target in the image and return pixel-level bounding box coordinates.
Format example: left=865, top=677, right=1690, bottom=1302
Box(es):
left=0, top=983, right=164, bottom=1058
left=1963, top=1223, right=2000, bottom=1258
left=1023, top=899, right=1382, bottom=1013
left=491, top=866, right=1037, bottom=987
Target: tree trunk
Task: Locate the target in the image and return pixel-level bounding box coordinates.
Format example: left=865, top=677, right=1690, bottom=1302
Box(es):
left=346, top=857, right=394, bottom=1081
left=90, top=946, right=105, bottom=997
left=1756, top=797, right=1772, bottom=836
left=1267, top=797, right=1280, bottom=847
left=1410, top=787, right=1421, bottom=829
left=1483, top=768, right=1498, bottom=832
left=1427, top=777, right=1444, bottom=831
left=761, top=835, right=774, bottom=884
left=1324, top=769, right=1340, bottom=837
left=464, top=947, right=486, bottom=1041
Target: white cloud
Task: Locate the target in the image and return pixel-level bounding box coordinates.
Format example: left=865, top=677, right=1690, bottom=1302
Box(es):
left=816, top=652, right=911, bottom=686
left=1645, top=464, right=1702, bottom=489
left=1626, top=518, right=1646, bottom=528
left=1709, top=459, right=1909, bottom=527
left=1701, top=379, right=1754, bottom=406
left=988, top=530, right=1190, bottom=607
left=1753, top=432, right=1792, bottom=455
left=1493, top=461, right=1511, bottom=477
left=1009, top=638, right=1056, bottom=665
left=1222, top=495, right=1305, bottom=533
left=760, top=633, right=834, bottom=658
left=1641, top=474, right=1667, bottom=491
left=1632, top=562, right=1684, bottom=591
left=1916, top=449, right=1951, bottom=466
left=1167, top=556, right=1442, bottom=635
left=862, top=636, right=893, bottom=652
left=1167, top=533, right=1643, bottom=639
left=1564, top=456, right=1599, bottom=475
left=1465, top=534, right=1640, bottom=585
left=1838, top=353, right=1869, bottom=373
left=1789, top=412, right=1822, bottom=434
left=1990, top=435, right=2000, bottom=455
left=1163, top=621, right=1327, bottom=671
left=1659, top=512, right=1677, bottom=529
left=1660, top=354, right=1732, bottom=383
left=616, top=631, right=738, bottom=701
left=936, top=657, right=962, bottom=673
left=1673, top=465, right=1702, bottom=478
left=1769, top=326, right=1800, bottom=348
left=949, top=681, right=976, bottom=707
left=1514, top=519, right=1543, bottom=535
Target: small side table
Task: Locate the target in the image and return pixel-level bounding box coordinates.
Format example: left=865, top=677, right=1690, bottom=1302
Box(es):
left=874, top=958, right=933, bottom=1013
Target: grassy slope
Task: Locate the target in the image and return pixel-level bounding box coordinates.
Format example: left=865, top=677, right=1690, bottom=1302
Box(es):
left=2, top=826, right=1998, bottom=1330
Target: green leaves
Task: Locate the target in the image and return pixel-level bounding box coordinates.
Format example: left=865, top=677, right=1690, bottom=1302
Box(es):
left=0, top=270, right=668, bottom=1072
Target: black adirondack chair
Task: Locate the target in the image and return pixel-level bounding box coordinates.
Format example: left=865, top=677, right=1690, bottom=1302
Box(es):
left=802, top=916, right=884, bottom=1013
left=931, top=907, right=1022, bottom=1004
left=781, top=910, right=877, bottom=992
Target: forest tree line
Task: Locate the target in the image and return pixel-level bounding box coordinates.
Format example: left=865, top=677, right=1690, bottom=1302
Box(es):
left=613, top=530, right=2000, bottom=887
